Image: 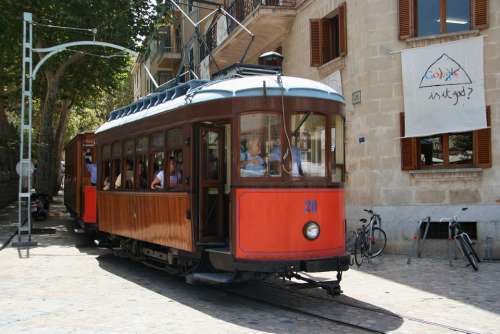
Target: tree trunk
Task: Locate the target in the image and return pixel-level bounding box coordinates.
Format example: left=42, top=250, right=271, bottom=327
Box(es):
left=35, top=53, right=83, bottom=199
left=50, top=99, right=72, bottom=196
left=36, top=72, right=59, bottom=197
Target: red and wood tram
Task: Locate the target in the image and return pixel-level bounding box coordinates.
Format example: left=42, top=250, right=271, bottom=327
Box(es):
left=64, top=132, right=97, bottom=232
left=74, top=72, right=349, bottom=291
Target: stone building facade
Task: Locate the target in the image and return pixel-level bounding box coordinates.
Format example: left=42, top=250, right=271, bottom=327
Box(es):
left=133, top=0, right=499, bottom=257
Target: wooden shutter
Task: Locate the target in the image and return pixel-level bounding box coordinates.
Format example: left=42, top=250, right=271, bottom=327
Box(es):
left=400, top=112, right=418, bottom=170
left=472, top=0, right=489, bottom=30
left=321, top=19, right=332, bottom=63
left=473, top=106, right=492, bottom=168
left=398, top=0, right=414, bottom=40
left=310, top=19, right=322, bottom=66
left=338, top=2, right=347, bottom=57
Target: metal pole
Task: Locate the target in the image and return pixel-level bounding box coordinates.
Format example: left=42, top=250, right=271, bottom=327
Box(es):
left=13, top=12, right=37, bottom=248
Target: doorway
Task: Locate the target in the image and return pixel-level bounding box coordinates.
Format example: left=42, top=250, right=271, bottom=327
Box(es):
left=195, top=124, right=228, bottom=244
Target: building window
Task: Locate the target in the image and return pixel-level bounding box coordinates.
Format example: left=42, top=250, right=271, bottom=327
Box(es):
left=399, top=0, right=489, bottom=40
left=310, top=3, right=347, bottom=67
left=400, top=108, right=492, bottom=170
left=416, top=0, right=471, bottom=37
left=188, top=0, right=193, bottom=13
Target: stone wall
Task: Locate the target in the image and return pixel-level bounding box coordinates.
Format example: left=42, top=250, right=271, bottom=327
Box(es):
left=282, top=0, right=500, bottom=257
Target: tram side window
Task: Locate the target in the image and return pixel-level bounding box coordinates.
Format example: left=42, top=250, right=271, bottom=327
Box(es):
left=101, top=144, right=112, bottom=191
left=239, top=113, right=281, bottom=178
left=331, top=115, right=345, bottom=182
left=291, top=113, right=326, bottom=177
left=136, top=136, right=149, bottom=190
left=111, top=141, right=122, bottom=189
left=150, top=132, right=165, bottom=191
left=166, top=128, right=184, bottom=188
left=123, top=139, right=135, bottom=190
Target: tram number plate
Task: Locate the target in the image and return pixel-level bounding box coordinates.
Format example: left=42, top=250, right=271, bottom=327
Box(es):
left=304, top=199, right=318, bottom=213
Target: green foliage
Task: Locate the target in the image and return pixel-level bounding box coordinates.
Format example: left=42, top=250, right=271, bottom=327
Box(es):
left=66, top=69, right=133, bottom=140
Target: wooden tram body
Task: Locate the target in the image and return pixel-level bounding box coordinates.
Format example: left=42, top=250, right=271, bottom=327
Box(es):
left=94, top=75, right=350, bottom=284
left=64, top=132, right=97, bottom=231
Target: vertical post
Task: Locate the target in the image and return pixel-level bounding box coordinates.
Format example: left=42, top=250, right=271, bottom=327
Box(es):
left=13, top=12, right=37, bottom=248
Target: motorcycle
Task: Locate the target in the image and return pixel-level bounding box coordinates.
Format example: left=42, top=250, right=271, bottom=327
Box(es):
left=31, top=192, right=49, bottom=221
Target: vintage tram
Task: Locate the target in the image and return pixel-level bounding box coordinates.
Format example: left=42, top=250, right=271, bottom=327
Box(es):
left=92, top=71, right=349, bottom=291
left=64, top=132, right=97, bottom=232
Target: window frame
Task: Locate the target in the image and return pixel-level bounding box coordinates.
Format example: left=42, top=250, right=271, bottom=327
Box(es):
left=417, top=132, right=474, bottom=169
left=234, top=109, right=342, bottom=185
left=414, top=0, right=471, bottom=37
left=310, top=2, right=347, bottom=67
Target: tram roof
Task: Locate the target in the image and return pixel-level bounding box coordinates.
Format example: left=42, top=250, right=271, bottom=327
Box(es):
left=96, top=75, right=345, bottom=134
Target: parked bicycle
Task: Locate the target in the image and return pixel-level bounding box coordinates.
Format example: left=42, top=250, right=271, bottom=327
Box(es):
left=441, top=207, right=480, bottom=271
left=353, top=209, right=387, bottom=266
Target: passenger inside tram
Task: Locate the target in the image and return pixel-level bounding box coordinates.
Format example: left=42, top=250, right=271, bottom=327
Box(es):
left=240, top=136, right=265, bottom=177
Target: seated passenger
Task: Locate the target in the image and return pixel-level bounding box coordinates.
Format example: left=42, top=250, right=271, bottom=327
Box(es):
left=150, top=169, right=164, bottom=190
left=151, top=159, right=181, bottom=190
left=103, top=177, right=111, bottom=191
left=240, top=136, right=265, bottom=177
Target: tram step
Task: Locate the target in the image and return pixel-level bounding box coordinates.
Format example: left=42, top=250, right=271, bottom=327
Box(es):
left=186, top=272, right=235, bottom=285
left=205, top=247, right=231, bottom=255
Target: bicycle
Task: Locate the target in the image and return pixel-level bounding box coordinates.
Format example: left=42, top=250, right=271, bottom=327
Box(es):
left=441, top=207, right=481, bottom=271
left=353, top=209, right=387, bottom=266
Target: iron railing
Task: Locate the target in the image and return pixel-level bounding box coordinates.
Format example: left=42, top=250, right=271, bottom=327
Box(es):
left=203, top=0, right=296, bottom=55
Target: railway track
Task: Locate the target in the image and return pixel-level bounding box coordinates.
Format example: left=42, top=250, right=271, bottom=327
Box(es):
left=222, top=279, right=482, bottom=334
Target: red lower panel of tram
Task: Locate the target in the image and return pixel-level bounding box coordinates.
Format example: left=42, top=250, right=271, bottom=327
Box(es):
left=235, top=188, right=345, bottom=261
left=82, top=185, right=97, bottom=224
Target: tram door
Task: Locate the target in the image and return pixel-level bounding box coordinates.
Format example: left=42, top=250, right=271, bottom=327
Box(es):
left=196, top=125, right=226, bottom=243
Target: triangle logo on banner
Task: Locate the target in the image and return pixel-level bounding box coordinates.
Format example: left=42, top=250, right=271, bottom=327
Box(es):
left=419, top=53, right=472, bottom=88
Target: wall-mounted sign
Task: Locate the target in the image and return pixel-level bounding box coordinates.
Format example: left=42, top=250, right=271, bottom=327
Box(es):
left=322, top=70, right=342, bottom=95
left=401, top=37, right=486, bottom=137
left=352, top=90, right=361, bottom=105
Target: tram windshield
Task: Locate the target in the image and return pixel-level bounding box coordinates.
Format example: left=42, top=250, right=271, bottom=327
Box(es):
left=238, top=111, right=345, bottom=182
left=291, top=113, right=326, bottom=177
left=239, top=113, right=281, bottom=177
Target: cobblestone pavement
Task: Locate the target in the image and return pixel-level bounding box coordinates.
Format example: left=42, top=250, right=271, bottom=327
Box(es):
left=1, top=197, right=499, bottom=334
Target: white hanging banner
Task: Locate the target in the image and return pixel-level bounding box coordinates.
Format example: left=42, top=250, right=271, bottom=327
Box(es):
left=401, top=36, right=486, bottom=137
left=200, top=56, right=210, bottom=80
left=216, top=15, right=228, bottom=47
left=321, top=70, right=342, bottom=95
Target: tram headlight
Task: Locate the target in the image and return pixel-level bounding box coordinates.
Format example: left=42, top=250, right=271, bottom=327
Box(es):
left=303, top=221, right=320, bottom=240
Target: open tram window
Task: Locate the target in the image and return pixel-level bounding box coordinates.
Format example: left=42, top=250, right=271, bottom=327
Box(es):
left=111, top=141, right=122, bottom=189
left=150, top=132, right=165, bottom=190
left=331, top=115, right=345, bottom=182
left=101, top=144, right=112, bottom=190
left=166, top=128, right=184, bottom=188
left=136, top=136, right=149, bottom=190
left=291, top=113, right=326, bottom=177
left=239, top=113, right=281, bottom=178
left=123, top=139, right=135, bottom=190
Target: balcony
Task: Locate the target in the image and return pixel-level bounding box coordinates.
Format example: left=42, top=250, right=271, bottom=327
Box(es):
left=147, top=26, right=182, bottom=70
left=204, top=0, right=296, bottom=70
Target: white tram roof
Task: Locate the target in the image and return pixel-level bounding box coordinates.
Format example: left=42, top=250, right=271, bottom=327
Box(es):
left=96, top=75, right=345, bottom=134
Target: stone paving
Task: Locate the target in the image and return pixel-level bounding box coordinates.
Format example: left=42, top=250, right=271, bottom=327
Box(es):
left=0, top=197, right=499, bottom=333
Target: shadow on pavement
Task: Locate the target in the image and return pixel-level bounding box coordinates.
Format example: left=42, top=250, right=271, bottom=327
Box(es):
left=96, top=253, right=403, bottom=333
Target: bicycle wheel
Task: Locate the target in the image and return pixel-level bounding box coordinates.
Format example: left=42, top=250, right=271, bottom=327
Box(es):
left=354, top=234, right=365, bottom=266
left=457, top=235, right=479, bottom=271
left=369, top=227, right=387, bottom=258
left=463, top=234, right=481, bottom=263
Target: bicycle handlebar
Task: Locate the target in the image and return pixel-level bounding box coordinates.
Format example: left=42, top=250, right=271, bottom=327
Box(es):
left=363, top=209, right=374, bottom=214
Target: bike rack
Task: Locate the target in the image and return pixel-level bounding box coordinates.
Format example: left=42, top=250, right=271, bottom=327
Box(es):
left=407, top=218, right=454, bottom=266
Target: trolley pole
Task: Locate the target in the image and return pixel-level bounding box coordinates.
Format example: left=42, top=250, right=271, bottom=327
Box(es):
left=13, top=12, right=37, bottom=248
